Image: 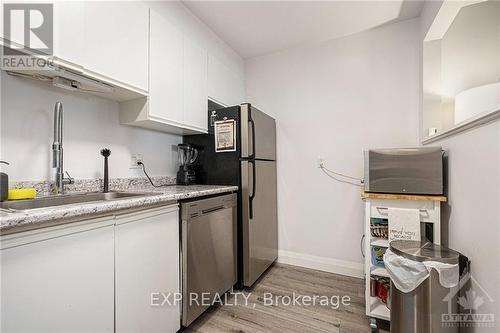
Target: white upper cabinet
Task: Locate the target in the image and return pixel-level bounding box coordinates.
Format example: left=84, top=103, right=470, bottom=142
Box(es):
left=53, top=1, right=85, bottom=69
left=0, top=1, right=80, bottom=60
left=4, top=1, right=243, bottom=133
left=121, top=8, right=209, bottom=134
left=52, top=1, right=149, bottom=91
left=183, top=38, right=208, bottom=131
left=0, top=4, right=3, bottom=42
left=208, top=54, right=245, bottom=107
left=149, top=9, right=184, bottom=124
left=82, top=1, right=149, bottom=91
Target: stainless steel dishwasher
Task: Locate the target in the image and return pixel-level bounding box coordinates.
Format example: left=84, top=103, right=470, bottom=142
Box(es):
left=180, top=193, right=237, bottom=327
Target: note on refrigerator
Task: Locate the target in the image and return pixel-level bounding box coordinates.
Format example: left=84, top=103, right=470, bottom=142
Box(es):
left=214, top=120, right=236, bottom=152
left=388, top=208, right=421, bottom=242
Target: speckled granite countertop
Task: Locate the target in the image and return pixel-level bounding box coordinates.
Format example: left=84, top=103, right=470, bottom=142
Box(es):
left=0, top=185, right=238, bottom=234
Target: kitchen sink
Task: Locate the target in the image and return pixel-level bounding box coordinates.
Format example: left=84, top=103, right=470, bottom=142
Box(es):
left=0, top=192, right=156, bottom=211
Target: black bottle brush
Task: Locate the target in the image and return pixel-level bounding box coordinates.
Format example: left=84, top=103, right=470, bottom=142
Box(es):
left=100, top=149, right=111, bottom=193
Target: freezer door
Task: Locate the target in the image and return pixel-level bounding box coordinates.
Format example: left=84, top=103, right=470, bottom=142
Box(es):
left=241, top=160, right=278, bottom=287
left=241, top=104, right=276, bottom=160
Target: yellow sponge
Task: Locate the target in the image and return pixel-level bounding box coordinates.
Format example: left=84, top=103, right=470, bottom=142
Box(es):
left=8, top=188, right=37, bottom=200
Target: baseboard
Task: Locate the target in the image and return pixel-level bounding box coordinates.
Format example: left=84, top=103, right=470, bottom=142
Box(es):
left=277, top=250, right=364, bottom=279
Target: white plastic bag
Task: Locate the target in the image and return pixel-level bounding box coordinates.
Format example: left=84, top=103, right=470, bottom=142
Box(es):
left=383, top=249, right=459, bottom=293
left=422, top=260, right=459, bottom=288
left=383, top=249, right=429, bottom=293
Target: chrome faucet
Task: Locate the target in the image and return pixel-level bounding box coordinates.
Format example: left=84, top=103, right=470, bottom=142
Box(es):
left=52, top=102, right=74, bottom=194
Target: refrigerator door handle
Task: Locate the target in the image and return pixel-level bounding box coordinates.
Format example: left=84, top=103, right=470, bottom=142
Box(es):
left=249, top=159, right=256, bottom=219
left=248, top=111, right=256, bottom=159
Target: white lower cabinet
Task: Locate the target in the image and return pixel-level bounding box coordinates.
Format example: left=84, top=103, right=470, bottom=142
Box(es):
left=1, top=217, right=116, bottom=332
left=1, top=204, right=181, bottom=333
left=115, top=205, right=180, bottom=333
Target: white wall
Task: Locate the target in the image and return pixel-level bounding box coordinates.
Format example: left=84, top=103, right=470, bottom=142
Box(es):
left=0, top=72, right=181, bottom=182
left=423, top=1, right=500, bottom=133
left=246, top=18, right=421, bottom=276
left=441, top=1, right=500, bottom=97
left=438, top=122, right=500, bottom=332
left=420, top=2, right=500, bottom=330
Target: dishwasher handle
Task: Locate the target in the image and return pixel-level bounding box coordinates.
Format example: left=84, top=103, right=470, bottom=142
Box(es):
left=201, top=205, right=225, bottom=215
left=182, top=193, right=237, bottom=221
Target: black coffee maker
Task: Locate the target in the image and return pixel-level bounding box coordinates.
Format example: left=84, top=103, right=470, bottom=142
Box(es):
left=176, top=144, right=198, bottom=185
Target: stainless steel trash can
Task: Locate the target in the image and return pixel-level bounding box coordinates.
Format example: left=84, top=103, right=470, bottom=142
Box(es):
left=390, top=241, right=461, bottom=333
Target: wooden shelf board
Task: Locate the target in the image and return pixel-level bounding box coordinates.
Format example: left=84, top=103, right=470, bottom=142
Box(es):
left=362, top=192, right=447, bottom=202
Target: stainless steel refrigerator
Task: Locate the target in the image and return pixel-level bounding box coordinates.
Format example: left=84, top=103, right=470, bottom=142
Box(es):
left=183, top=103, right=278, bottom=288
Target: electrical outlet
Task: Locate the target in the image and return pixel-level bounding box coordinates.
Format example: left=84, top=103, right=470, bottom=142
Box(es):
left=130, top=154, right=143, bottom=169
left=317, top=157, right=325, bottom=168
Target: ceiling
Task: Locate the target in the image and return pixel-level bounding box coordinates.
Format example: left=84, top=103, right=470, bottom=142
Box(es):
left=183, top=0, right=425, bottom=59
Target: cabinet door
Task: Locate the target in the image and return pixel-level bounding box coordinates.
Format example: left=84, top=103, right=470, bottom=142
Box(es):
left=183, top=38, right=208, bottom=131
left=149, top=9, right=184, bottom=124
left=0, top=4, right=3, bottom=43
left=1, top=1, right=78, bottom=59
left=83, top=1, right=149, bottom=90
left=208, top=54, right=245, bottom=106
left=228, top=70, right=246, bottom=106
left=53, top=1, right=85, bottom=67
left=1, top=219, right=115, bottom=332
left=115, top=205, right=180, bottom=333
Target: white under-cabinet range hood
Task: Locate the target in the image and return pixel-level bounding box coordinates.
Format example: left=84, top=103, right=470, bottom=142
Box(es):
left=2, top=48, right=147, bottom=102
left=7, top=64, right=113, bottom=94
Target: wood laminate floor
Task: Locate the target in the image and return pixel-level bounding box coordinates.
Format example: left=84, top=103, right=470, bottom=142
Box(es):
left=184, top=263, right=390, bottom=333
